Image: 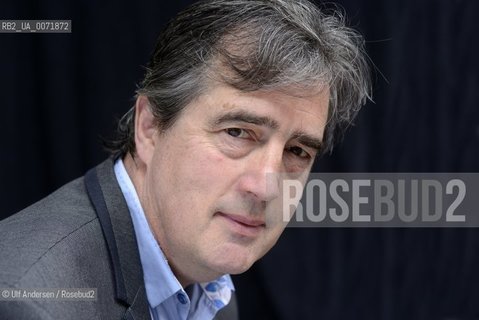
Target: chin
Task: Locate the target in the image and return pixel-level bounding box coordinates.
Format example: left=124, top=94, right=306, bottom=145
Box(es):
left=215, top=260, right=254, bottom=275
left=209, top=245, right=259, bottom=275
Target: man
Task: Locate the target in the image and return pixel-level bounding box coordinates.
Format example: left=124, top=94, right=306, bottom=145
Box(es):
left=0, top=0, right=370, bottom=319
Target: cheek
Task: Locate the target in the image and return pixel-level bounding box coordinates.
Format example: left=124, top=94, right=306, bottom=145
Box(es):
left=198, top=144, right=226, bottom=167
left=207, top=151, right=225, bottom=164
left=186, top=145, right=232, bottom=186
left=159, top=144, right=231, bottom=212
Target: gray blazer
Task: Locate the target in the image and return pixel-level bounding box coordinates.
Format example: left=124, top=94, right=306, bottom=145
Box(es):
left=0, top=159, right=238, bottom=320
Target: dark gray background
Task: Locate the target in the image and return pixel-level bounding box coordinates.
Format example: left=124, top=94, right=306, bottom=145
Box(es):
left=1, top=0, right=478, bottom=319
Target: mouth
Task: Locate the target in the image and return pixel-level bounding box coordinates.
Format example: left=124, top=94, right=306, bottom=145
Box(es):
left=216, top=212, right=266, bottom=238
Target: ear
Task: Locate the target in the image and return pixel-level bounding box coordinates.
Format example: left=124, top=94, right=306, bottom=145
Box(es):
left=134, top=95, right=158, bottom=167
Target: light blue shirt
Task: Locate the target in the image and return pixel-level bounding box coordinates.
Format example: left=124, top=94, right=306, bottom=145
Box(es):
left=114, top=159, right=234, bottom=320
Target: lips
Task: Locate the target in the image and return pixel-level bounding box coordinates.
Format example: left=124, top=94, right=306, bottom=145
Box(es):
left=216, top=212, right=265, bottom=237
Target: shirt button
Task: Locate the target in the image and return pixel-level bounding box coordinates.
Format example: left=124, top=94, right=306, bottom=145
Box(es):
left=177, top=293, right=188, bottom=305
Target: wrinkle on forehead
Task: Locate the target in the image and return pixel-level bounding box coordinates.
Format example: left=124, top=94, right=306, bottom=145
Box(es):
left=192, top=82, right=330, bottom=132
left=245, top=85, right=330, bottom=120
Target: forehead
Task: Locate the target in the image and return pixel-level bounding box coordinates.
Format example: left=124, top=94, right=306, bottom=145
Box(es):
left=189, top=78, right=326, bottom=107
left=188, top=82, right=330, bottom=124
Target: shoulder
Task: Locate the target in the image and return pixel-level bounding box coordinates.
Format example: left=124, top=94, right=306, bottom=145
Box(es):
left=0, top=176, right=101, bottom=287
left=0, top=163, right=131, bottom=318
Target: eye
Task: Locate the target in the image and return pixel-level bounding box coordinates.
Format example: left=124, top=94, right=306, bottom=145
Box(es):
left=225, top=128, right=250, bottom=139
left=287, top=146, right=311, bottom=159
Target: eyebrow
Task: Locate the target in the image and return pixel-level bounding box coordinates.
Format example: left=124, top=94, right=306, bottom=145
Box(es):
left=291, top=132, right=323, bottom=155
left=212, top=109, right=323, bottom=153
left=212, top=110, right=279, bottom=129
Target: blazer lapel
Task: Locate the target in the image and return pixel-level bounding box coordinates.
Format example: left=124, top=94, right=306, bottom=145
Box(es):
left=85, top=158, right=150, bottom=320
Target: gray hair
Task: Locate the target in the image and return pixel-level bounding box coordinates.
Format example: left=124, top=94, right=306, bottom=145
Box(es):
left=106, top=0, right=371, bottom=157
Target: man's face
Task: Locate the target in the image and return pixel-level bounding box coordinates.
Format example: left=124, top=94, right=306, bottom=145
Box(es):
left=137, top=83, right=329, bottom=284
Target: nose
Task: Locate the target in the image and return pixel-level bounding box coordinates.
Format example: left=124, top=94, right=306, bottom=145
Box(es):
left=237, top=147, right=282, bottom=203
